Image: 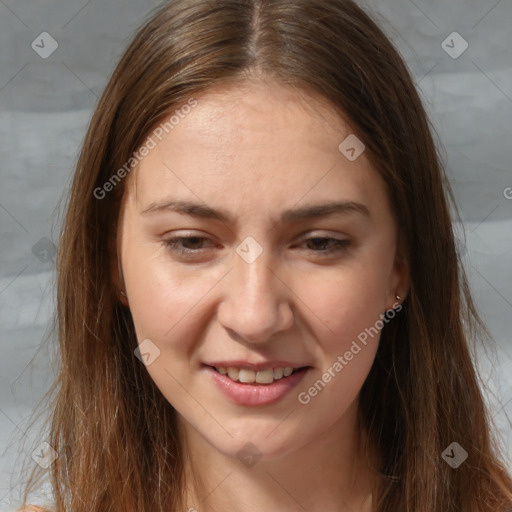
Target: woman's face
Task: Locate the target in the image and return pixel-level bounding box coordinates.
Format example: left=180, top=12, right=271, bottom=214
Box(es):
left=117, top=80, right=408, bottom=461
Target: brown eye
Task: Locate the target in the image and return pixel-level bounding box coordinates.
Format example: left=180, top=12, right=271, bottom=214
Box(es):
left=162, top=236, right=214, bottom=255
left=301, top=237, right=350, bottom=254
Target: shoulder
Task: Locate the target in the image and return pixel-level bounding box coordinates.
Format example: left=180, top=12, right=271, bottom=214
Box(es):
left=17, top=506, right=49, bottom=512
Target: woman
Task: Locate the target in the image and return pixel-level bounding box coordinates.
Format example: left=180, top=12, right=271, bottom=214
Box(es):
left=20, top=0, right=512, bottom=510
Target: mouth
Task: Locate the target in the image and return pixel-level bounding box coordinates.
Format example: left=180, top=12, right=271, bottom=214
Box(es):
left=205, top=364, right=310, bottom=385
left=204, top=364, right=311, bottom=406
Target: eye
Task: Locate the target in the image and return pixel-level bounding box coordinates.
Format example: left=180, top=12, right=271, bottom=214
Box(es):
left=162, top=236, right=214, bottom=256
left=298, top=236, right=351, bottom=254
left=162, top=234, right=351, bottom=258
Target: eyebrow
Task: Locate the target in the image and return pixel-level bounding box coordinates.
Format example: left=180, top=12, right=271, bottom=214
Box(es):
left=141, top=199, right=370, bottom=224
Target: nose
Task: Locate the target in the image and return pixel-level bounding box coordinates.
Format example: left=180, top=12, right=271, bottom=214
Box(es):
left=216, top=249, right=294, bottom=344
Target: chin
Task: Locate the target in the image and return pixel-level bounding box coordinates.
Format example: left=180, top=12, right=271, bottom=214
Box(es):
left=203, top=424, right=309, bottom=464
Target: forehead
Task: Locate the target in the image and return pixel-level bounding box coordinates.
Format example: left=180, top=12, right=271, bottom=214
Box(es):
left=126, top=80, right=388, bottom=220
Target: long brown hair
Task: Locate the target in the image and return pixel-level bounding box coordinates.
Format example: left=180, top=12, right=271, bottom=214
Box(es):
left=20, top=0, right=512, bottom=510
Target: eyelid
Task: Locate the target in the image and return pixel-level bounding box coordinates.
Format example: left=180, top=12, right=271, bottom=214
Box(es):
left=162, top=230, right=348, bottom=244
left=161, top=232, right=351, bottom=257
left=296, top=235, right=351, bottom=253
left=161, top=233, right=215, bottom=256
left=297, top=230, right=350, bottom=241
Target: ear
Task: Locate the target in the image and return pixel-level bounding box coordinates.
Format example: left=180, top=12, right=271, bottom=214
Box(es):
left=386, top=243, right=410, bottom=310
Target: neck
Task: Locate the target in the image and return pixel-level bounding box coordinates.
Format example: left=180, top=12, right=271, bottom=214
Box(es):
left=179, top=399, right=378, bottom=512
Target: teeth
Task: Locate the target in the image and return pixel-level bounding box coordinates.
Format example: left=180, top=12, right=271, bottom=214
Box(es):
left=255, top=369, right=274, bottom=384
left=215, top=366, right=299, bottom=383
left=273, top=367, right=284, bottom=379
left=238, top=369, right=256, bottom=383
left=227, top=367, right=239, bottom=381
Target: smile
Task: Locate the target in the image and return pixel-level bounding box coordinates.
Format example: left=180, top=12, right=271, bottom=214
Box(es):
left=212, top=366, right=302, bottom=384
left=204, top=365, right=311, bottom=406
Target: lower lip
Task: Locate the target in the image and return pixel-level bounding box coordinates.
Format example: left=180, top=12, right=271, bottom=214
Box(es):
left=205, top=366, right=309, bottom=406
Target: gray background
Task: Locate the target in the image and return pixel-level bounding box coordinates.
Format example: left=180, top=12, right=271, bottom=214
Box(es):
left=1, top=0, right=511, bottom=509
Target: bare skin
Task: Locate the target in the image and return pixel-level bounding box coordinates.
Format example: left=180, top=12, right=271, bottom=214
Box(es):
left=117, top=78, right=409, bottom=511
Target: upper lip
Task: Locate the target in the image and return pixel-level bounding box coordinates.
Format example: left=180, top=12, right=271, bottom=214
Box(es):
left=204, top=360, right=311, bottom=371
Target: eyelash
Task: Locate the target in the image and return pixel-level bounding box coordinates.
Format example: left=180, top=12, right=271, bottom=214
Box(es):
left=162, top=235, right=350, bottom=257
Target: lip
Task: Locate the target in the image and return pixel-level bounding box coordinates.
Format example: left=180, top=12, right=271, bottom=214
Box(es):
left=204, top=360, right=309, bottom=371
left=204, top=364, right=310, bottom=406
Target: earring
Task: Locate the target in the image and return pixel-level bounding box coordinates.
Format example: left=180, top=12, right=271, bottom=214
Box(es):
left=119, top=290, right=126, bottom=297
left=396, top=294, right=401, bottom=301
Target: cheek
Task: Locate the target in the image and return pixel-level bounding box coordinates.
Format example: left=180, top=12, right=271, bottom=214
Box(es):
left=294, top=256, right=391, bottom=408
left=122, top=252, right=219, bottom=409
left=294, top=272, right=384, bottom=418
left=300, top=262, right=391, bottom=347
left=123, top=255, right=177, bottom=341
left=121, top=240, right=223, bottom=347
